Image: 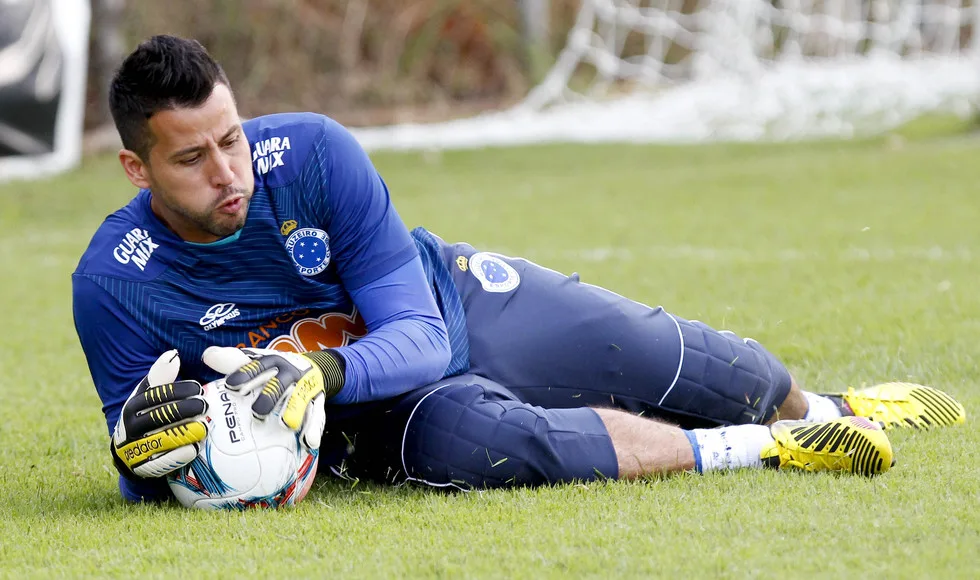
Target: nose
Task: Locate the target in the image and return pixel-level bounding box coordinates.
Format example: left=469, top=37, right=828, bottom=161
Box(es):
left=209, top=152, right=235, bottom=188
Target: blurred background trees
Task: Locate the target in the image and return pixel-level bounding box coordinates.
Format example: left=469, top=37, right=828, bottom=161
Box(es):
left=86, top=0, right=578, bottom=130
left=84, top=0, right=980, bottom=147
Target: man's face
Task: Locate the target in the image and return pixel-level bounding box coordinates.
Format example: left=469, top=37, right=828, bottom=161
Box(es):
left=119, top=83, right=255, bottom=243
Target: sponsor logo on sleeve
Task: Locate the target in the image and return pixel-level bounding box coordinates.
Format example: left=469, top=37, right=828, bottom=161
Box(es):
left=113, top=227, right=159, bottom=271
left=284, top=228, right=330, bottom=276
left=469, top=252, right=520, bottom=293
left=200, top=303, right=242, bottom=331
left=252, top=135, right=291, bottom=175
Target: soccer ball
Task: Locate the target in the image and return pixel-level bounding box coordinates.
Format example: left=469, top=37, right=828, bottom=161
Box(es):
left=167, top=378, right=319, bottom=510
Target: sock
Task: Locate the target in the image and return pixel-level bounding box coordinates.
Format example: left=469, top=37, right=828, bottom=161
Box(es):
left=802, top=391, right=844, bottom=422
left=683, top=425, right=773, bottom=473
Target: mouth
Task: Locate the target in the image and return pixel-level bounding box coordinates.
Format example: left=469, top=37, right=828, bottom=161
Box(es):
left=216, top=194, right=246, bottom=215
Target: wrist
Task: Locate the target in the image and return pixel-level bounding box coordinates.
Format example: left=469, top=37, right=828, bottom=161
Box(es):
left=304, top=349, right=346, bottom=399
left=110, top=439, right=140, bottom=479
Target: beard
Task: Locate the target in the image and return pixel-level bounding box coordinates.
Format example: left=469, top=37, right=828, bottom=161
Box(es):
left=155, top=185, right=254, bottom=240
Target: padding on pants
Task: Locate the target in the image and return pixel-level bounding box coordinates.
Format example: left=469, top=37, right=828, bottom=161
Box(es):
left=401, top=382, right=619, bottom=489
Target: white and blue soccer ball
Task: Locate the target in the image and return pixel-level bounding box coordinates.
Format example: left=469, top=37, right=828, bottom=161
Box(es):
left=167, top=378, right=319, bottom=510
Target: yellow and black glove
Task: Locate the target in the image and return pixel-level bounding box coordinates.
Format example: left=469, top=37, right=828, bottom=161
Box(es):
left=202, top=347, right=337, bottom=450
left=111, top=350, right=209, bottom=479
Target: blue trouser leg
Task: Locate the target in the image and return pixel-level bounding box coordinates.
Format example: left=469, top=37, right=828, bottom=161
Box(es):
left=317, top=245, right=795, bottom=488
left=443, top=245, right=792, bottom=428
left=322, top=375, right=618, bottom=488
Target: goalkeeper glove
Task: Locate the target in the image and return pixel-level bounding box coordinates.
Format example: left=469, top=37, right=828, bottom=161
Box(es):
left=201, top=346, right=335, bottom=450
left=112, top=350, right=209, bottom=479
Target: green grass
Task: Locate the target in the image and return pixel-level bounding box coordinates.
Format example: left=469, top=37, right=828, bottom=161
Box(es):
left=1, top=123, right=979, bottom=578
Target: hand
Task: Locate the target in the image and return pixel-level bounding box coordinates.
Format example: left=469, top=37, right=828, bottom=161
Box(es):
left=202, top=347, right=337, bottom=450
left=112, top=350, right=208, bottom=479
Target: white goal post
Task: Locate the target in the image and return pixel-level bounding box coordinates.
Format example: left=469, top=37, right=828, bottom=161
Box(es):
left=353, top=0, right=980, bottom=150
left=0, top=0, right=91, bottom=183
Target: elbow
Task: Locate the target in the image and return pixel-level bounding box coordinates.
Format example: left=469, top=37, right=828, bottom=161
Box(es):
left=407, top=312, right=450, bottom=385
left=118, top=475, right=171, bottom=504
left=425, top=317, right=452, bottom=381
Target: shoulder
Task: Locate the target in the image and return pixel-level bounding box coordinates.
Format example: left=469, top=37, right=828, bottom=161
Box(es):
left=244, top=113, right=360, bottom=188
left=73, top=191, right=171, bottom=282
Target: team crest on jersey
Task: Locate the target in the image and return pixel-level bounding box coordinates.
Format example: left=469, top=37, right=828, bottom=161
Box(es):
left=285, top=228, right=330, bottom=276
left=469, top=252, right=520, bottom=293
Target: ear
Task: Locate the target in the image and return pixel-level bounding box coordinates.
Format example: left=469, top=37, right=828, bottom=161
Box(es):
left=118, top=149, right=152, bottom=189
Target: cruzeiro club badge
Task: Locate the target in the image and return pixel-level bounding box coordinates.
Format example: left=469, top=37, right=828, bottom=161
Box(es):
left=285, top=228, right=330, bottom=276
left=468, top=252, right=520, bottom=293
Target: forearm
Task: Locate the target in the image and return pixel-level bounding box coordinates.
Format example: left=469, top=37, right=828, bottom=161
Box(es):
left=330, top=312, right=450, bottom=404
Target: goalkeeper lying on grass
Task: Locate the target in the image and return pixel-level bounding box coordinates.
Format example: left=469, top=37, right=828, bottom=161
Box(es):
left=73, top=34, right=966, bottom=502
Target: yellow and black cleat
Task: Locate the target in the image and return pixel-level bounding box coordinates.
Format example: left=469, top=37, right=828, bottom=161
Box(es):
left=828, top=383, right=966, bottom=430
left=761, top=416, right=894, bottom=477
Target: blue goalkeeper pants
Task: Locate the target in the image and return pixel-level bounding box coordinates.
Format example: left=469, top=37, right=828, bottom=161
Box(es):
left=322, top=374, right=618, bottom=489
left=321, top=245, right=792, bottom=490
left=444, top=242, right=793, bottom=428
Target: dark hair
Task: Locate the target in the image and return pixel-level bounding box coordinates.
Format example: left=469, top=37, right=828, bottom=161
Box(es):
left=109, top=35, right=231, bottom=160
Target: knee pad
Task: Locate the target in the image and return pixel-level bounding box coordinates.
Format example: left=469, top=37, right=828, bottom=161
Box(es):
left=403, top=382, right=618, bottom=489
left=659, top=318, right=792, bottom=426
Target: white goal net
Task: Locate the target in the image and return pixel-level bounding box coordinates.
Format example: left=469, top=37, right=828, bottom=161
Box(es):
left=353, top=0, right=980, bottom=150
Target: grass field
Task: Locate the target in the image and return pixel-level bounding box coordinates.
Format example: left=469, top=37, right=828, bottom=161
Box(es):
left=1, top=121, right=978, bottom=578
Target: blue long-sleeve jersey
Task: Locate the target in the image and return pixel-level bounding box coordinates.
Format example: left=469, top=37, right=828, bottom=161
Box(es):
left=72, top=113, right=469, bottom=500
